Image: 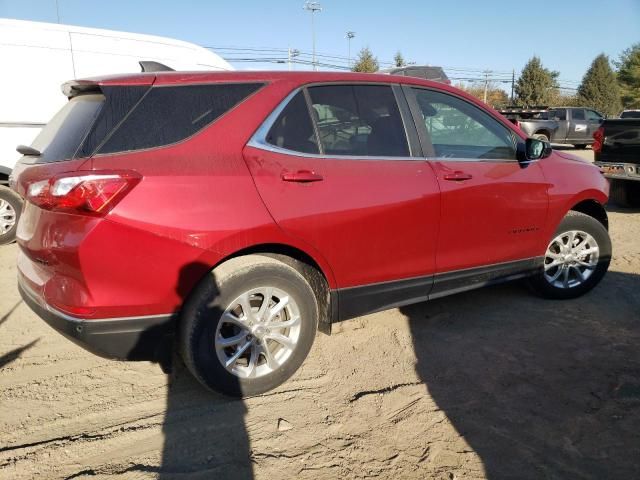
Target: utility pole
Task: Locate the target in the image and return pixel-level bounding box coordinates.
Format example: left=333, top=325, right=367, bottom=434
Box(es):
left=346, top=31, right=355, bottom=69
left=288, top=48, right=300, bottom=71
left=511, top=69, right=515, bottom=104
left=55, top=0, right=61, bottom=23
left=483, top=70, right=491, bottom=104
left=303, top=1, right=322, bottom=71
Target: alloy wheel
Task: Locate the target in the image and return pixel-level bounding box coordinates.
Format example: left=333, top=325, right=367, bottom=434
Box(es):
left=0, top=199, right=16, bottom=236
left=543, top=230, right=599, bottom=289
left=215, top=287, right=301, bottom=379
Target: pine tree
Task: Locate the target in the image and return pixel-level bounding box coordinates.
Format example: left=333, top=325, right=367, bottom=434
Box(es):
left=615, top=43, right=640, bottom=109
left=577, top=54, right=621, bottom=116
left=394, top=51, right=406, bottom=68
left=515, top=56, right=560, bottom=106
left=352, top=47, right=379, bottom=73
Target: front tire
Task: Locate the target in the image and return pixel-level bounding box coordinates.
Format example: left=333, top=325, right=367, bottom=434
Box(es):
left=0, top=187, right=22, bottom=246
left=528, top=211, right=611, bottom=299
left=179, top=255, right=318, bottom=397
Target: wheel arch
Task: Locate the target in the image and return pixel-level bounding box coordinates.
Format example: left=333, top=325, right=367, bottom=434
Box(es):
left=187, top=242, right=336, bottom=334
left=569, top=199, right=608, bottom=230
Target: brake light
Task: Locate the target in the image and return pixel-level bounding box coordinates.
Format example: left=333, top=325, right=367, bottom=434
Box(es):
left=592, top=126, right=604, bottom=154
left=27, top=171, right=141, bottom=216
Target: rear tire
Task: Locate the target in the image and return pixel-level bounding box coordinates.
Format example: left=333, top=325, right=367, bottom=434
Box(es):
left=0, top=187, right=22, bottom=246
left=533, top=133, right=550, bottom=142
left=179, top=255, right=318, bottom=397
left=528, top=211, right=611, bottom=299
left=609, top=179, right=640, bottom=208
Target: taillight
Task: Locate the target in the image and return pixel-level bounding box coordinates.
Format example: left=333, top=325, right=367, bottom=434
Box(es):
left=26, top=171, right=141, bottom=216
left=592, top=126, right=604, bottom=154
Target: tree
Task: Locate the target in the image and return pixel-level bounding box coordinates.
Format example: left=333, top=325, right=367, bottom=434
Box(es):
left=394, top=51, right=406, bottom=68
left=456, top=83, right=509, bottom=108
left=352, top=47, right=379, bottom=73
left=577, top=54, right=621, bottom=116
left=615, top=43, right=640, bottom=109
left=515, top=56, right=559, bottom=106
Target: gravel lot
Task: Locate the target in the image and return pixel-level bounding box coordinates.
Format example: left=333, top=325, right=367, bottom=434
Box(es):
left=1, top=148, right=639, bottom=479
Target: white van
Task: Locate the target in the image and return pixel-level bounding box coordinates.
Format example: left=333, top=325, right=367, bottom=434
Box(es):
left=0, top=18, right=232, bottom=244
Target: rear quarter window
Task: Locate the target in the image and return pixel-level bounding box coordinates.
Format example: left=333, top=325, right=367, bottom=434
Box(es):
left=98, top=83, right=264, bottom=154
left=29, top=94, right=104, bottom=163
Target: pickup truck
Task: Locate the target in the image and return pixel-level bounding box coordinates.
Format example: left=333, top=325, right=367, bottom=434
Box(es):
left=498, top=106, right=604, bottom=148
left=593, top=119, right=640, bottom=207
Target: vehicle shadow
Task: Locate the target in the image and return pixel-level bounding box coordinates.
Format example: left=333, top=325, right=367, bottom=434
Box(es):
left=146, top=262, right=254, bottom=479
left=402, top=271, right=640, bottom=479
left=0, top=338, right=39, bottom=369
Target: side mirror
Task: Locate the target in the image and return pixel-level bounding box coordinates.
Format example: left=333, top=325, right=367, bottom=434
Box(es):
left=517, top=138, right=552, bottom=164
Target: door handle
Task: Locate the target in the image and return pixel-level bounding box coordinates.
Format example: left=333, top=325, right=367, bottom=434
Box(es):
left=281, top=170, right=324, bottom=183
left=443, top=171, right=473, bottom=181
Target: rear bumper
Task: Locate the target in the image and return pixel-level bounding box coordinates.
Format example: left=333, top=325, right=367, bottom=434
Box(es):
left=19, top=277, right=175, bottom=361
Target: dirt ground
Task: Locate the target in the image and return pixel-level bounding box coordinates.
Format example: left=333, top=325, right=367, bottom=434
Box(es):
left=1, top=150, right=639, bottom=479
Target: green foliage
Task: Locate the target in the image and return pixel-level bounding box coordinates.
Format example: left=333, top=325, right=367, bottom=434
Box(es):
left=577, top=54, right=621, bottom=116
left=352, top=47, right=379, bottom=73
left=394, top=51, right=406, bottom=68
left=615, top=43, right=640, bottom=109
left=515, top=56, right=560, bottom=106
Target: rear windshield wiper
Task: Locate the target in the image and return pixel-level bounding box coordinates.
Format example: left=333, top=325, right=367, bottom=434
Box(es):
left=16, top=145, right=41, bottom=156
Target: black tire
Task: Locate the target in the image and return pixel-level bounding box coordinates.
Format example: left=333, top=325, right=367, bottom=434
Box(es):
left=0, top=187, right=22, bottom=246
left=179, top=254, right=318, bottom=397
left=533, top=133, right=550, bottom=142
left=609, top=179, right=640, bottom=208
left=528, top=211, right=611, bottom=300
left=574, top=144, right=588, bottom=149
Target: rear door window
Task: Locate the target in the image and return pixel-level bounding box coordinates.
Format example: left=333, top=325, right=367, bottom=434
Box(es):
left=29, top=94, right=104, bottom=163
left=98, top=83, right=264, bottom=154
left=307, top=85, right=410, bottom=157
left=266, top=91, right=319, bottom=154
left=572, top=109, right=585, bottom=121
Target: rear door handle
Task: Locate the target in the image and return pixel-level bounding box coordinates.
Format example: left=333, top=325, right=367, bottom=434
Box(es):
left=281, top=170, right=324, bottom=183
left=443, top=171, right=473, bottom=181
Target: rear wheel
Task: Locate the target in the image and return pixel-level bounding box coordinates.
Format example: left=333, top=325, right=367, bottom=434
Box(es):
left=609, top=179, right=640, bottom=208
left=528, top=211, right=611, bottom=299
left=179, top=255, right=318, bottom=397
left=533, top=133, right=549, bottom=142
left=0, top=187, right=22, bottom=246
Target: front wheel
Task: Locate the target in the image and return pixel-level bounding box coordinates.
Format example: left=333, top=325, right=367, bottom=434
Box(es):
left=179, top=255, right=318, bottom=397
left=528, top=211, right=611, bottom=299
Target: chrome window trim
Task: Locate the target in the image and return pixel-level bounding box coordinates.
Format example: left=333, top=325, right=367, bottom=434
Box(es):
left=247, top=84, right=421, bottom=161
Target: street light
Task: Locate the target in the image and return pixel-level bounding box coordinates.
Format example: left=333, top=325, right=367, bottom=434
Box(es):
left=303, top=1, right=322, bottom=71
left=346, top=31, right=355, bottom=69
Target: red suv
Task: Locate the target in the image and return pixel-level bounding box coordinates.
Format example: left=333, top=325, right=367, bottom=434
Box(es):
left=14, top=72, right=611, bottom=396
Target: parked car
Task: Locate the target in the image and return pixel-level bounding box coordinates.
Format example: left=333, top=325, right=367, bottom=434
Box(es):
left=14, top=71, right=611, bottom=397
left=593, top=118, right=640, bottom=207
left=0, top=18, right=232, bottom=245
left=620, top=110, right=640, bottom=119
left=498, top=106, right=604, bottom=148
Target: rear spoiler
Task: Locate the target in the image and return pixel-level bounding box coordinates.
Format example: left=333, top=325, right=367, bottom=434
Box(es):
left=61, top=80, right=102, bottom=98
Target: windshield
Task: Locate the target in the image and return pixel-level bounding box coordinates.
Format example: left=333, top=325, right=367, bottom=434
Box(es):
left=620, top=111, right=640, bottom=119
left=29, top=94, right=104, bottom=163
